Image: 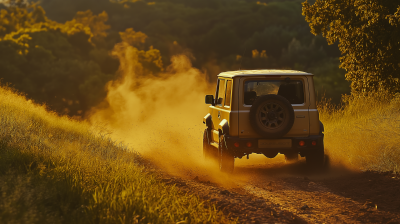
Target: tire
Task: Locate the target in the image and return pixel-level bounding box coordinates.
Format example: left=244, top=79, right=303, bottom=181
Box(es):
left=284, top=152, right=299, bottom=163
left=306, top=140, right=325, bottom=168
left=203, top=129, right=211, bottom=159
left=219, top=135, right=234, bottom=173
left=203, top=129, right=213, bottom=159
left=249, top=95, right=295, bottom=138
left=203, top=129, right=218, bottom=163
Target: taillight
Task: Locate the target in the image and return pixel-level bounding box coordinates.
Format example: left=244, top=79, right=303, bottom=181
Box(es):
left=311, top=140, right=317, bottom=146
left=246, top=142, right=252, bottom=147
left=299, top=140, right=305, bottom=146
left=234, top=142, right=240, bottom=147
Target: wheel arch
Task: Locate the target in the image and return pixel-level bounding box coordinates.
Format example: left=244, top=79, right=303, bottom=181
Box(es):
left=203, top=113, right=212, bottom=129
left=218, top=119, right=229, bottom=136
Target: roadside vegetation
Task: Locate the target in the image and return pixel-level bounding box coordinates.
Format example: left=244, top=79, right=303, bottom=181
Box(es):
left=303, top=0, right=400, bottom=94
left=319, top=92, right=400, bottom=174
left=305, top=0, right=400, bottom=173
left=0, top=85, right=233, bottom=223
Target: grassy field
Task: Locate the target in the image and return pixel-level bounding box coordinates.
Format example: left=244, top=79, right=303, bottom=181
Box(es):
left=0, top=85, right=234, bottom=224
left=320, top=93, right=400, bottom=173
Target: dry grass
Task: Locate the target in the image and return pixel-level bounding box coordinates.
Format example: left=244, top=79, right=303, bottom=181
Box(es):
left=319, top=93, right=400, bottom=173
left=0, top=85, right=234, bottom=224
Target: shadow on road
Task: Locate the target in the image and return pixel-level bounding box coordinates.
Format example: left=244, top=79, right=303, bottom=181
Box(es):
left=234, top=154, right=353, bottom=178
left=233, top=154, right=400, bottom=215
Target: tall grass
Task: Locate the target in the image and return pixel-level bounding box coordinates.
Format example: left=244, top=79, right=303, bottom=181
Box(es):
left=0, top=85, right=233, bottom=224
left=319, top=92, right=400, bottom=173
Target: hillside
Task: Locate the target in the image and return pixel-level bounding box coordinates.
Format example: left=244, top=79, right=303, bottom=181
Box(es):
left=0, top=85, right=233, bottom=223
left=0, top=0, right=349, bottom=117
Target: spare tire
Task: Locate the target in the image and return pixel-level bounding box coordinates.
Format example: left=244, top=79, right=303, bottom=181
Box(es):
left=249, top=94, right=295, bottom=138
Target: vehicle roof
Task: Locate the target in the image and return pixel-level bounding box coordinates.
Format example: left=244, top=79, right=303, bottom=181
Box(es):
left=218, top=69, right=313, bottom=78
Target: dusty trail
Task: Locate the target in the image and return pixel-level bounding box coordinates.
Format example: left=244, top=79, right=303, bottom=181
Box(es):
left=235, top=159, right=400, bottom=224
left=157, top=155, right=400, bottom=224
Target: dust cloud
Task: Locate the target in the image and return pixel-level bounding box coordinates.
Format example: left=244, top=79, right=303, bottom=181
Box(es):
left=88, top=41, right=240, bottom=184
left=89, top=40, right=341, bottom=185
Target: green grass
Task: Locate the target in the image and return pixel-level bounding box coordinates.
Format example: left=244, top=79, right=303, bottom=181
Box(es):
left=0, top=85, right=234, bottom=224
left=319, top=92, right=400, bottom=173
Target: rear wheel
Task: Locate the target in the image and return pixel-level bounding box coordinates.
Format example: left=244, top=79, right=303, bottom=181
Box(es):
left=306, top=141, right=325, bottom=168
left=219, top=135, right=234, bottom=173
left=284, top=152, right=299, bottom=163
left=203, top=129, right=210, bottom=158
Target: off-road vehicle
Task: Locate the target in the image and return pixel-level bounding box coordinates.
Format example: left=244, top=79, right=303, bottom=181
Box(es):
left=203, top=70, right=324, bottom=173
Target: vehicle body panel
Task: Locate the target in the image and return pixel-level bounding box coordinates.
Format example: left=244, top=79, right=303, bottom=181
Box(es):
left=209, top=77, right=234, bottom=143
left=307, top=77, right=320, bottom=135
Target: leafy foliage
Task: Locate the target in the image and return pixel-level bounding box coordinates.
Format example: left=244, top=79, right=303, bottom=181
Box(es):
left=39, top=0, right=343, bottom=69
left=0, top=2, right=46, bottom=36
left=303, top=0, right=400, bottom=94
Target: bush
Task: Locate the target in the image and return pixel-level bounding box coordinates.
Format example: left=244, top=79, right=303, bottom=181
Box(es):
left=319, top=92, right=400, bottom=173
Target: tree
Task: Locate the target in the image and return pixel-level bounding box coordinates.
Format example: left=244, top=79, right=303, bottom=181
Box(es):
left=302, top=0, right=400, bottom=94
left=0, top=5, right=116, bottom=117
left=0, top=4, right=164, bottom=117
left=71, top=10, right=110, bottom=38
left=0, top=3, right=47, bottom=37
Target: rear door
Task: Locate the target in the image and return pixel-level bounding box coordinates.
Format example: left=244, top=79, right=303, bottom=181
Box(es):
left=238, top=76, right=310, bottom=138
left=210, top=78, right=233, bottom=143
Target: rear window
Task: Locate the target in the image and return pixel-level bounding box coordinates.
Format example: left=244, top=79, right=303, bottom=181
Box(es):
left=244, top=80, right=304, bottom=105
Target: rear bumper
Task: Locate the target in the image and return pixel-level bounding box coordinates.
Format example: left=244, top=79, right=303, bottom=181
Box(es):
left=224, top=134, right=324, bottom=158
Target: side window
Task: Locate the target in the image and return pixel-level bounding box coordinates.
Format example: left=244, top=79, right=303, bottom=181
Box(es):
left=214, top=79, right=219, bottom=105
left=217, top=79, right=226, bottom=106
left=225, top=80, right=232, bottom=107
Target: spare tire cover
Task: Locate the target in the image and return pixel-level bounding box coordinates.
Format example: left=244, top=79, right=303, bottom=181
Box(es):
left=249, top=94, right=295, bottom=138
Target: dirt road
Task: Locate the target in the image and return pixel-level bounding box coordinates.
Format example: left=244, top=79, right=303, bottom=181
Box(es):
left=158, top=155, right=400, bottom=223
